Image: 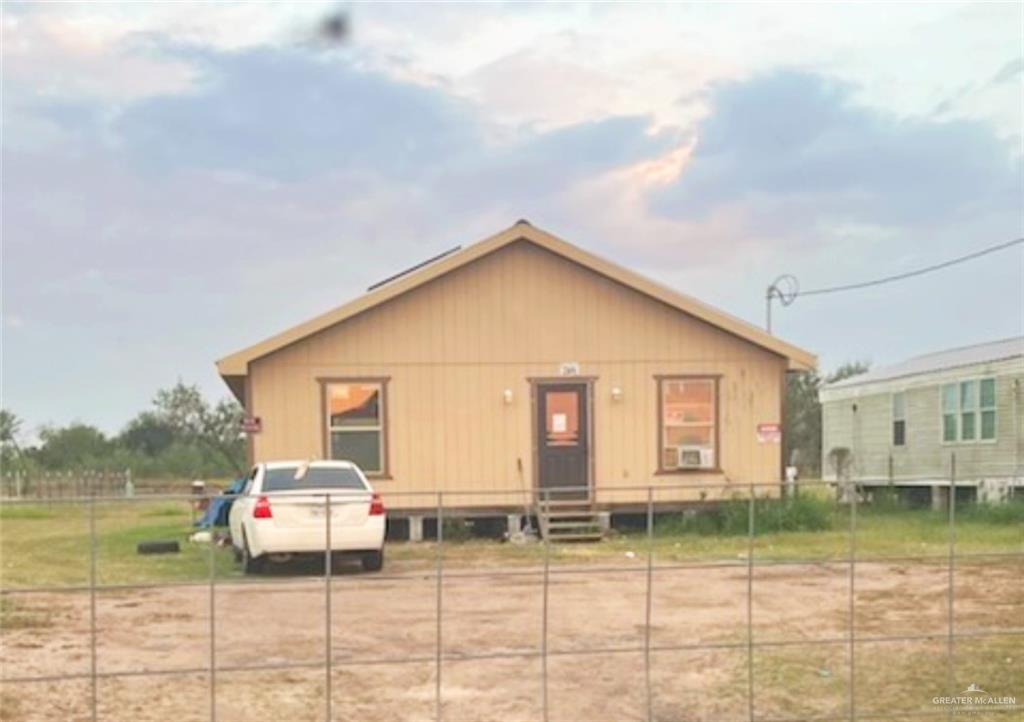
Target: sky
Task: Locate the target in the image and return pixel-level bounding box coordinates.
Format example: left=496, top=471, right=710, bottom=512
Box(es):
left=2, top=2, right=1022, bottom=437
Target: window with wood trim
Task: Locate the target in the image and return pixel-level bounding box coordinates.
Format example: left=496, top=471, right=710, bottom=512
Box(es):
left=323, top=380, right=387, bottom=474
left=659, top=377, right=718, bottom=471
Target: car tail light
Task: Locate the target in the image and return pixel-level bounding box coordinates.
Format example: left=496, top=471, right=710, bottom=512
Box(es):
left=369, top=492, right=385, bottom=516
left=253, top=496, right=273, bottom=519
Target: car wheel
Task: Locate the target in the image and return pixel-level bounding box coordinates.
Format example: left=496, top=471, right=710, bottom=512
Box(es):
left=361, top=549, right=384, bottom=573
left=241, top=533, right=265, bottom=574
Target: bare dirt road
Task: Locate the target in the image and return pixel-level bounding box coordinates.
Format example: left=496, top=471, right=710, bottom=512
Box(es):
left=2, top=557, right=1021, bottom=721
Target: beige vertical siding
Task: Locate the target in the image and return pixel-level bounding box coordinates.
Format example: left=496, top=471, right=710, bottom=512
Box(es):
left=249, top=240, right=787, bottom=509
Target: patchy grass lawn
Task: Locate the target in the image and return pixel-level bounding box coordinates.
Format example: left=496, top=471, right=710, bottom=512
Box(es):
left=0, top=497, right=1019, bottom=722
left=1, top=498, right=1019, bottom=588
left=0, top=500, right=240, bottom=588
left=748, top=634, right=1021, bottom=720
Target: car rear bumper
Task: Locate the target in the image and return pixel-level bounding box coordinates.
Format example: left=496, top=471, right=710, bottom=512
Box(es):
left=248, top=517, right=385, bottom=557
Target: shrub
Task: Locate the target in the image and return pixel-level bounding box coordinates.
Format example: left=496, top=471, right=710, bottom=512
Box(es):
left=754, top=495, right=834, bottom=533
left=441, top=518, right=472, bottom=541
left=957, top=498, right=1024, bottom=525
left=656, top=495, right=834, bottom=537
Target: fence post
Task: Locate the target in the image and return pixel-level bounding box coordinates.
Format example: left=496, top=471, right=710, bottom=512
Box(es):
left=89, top=482, right=98, bottom=722
left=947, top=453, right=956, bottom=721
left=848, top=480, right=857, bottom=721
left=746, top=484, right=755, bottom=722
left=435, top=492, right=444, bottom=722
left=644, top=486, right=654, bottom=722
left=325, top=492, right=333, bottom=722
left=209, top=491, right=217, bottom=722
left=541, top=488, right=550, bottom=722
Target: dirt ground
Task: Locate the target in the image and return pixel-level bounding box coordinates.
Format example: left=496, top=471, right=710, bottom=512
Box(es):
left=1, top=557, right=1021, bottom=722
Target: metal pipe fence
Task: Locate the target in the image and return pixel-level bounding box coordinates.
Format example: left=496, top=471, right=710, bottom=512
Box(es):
left=1, top=469, right=134, bottom=500
left=1, top=472, right=1022, bottom=721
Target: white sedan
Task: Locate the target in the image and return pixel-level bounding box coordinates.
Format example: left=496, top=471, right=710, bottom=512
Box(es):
left=228, top=460, right=386, bottom=574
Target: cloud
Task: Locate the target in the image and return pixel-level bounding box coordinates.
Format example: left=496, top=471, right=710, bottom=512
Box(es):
left=22, top=44, right=673, bottom=188
left=990, top=57, right=1023, bottom=86
left=2, top=41, right=679, bottom=432
left=0, top=8, right=197, bottom=103
left=3, top=12, right=1020, bottom=436
left=107, top=48, right=482, bottom=181
left=650, top=70, right=1019, bottom=230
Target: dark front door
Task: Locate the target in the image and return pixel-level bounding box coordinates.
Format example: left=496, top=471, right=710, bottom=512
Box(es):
left=536, top=383, right=590, bottom=500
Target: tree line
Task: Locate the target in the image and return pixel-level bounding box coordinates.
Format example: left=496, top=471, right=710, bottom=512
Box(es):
left=0, top=383, right=246, bottom=479
left=783, top=360, right=869, bottom=478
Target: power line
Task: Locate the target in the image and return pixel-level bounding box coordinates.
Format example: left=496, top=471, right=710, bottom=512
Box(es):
left=764, top=236, right=1024, bottom=332
left=797, top=237, right=1024, bottom=297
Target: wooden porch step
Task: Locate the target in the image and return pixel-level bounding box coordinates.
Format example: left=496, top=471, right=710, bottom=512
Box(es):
left=535, top=498, right=605, bottom=543
left=546, top=520, right=601, bottom=530
left=547, top=531, right=604, bottom=542
left=544, top=509, right=597, bottom=519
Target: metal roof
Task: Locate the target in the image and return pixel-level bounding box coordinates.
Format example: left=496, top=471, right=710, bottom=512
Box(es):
left=827, top=336, right=1024, bottom=389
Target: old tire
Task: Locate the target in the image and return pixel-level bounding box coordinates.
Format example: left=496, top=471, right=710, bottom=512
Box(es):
left=361, top=549, right=384, bottom=573
left=137, top=540, right=180, bottom=555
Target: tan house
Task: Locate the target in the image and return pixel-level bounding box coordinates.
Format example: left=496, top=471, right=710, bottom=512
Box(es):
left=216, top=221, right=815, bottom=517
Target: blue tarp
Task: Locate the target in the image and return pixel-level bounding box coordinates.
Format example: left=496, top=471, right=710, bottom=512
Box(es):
left=195, top=477, right=246, bottom=528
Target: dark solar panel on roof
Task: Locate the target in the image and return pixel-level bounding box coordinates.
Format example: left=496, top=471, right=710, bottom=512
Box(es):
left=366, top=246, right=462, bottom=291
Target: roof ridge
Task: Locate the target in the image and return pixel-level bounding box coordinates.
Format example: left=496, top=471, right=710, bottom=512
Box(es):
left=899, top=335, right=1023, bottom=362
left=826, top=335, right=1023, bottom=389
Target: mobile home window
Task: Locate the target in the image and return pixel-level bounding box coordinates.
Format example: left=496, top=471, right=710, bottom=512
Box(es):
left=323, top=380, right=387, bottom=475
left=658, top=377, right=718, bottom=471
left=941, top=384, right=957, bottom=442
left=892, top=392, right=906, bottom=446
left=979, top=378, right=996, bottom=440
left=941, top=378, right=996, bottom=443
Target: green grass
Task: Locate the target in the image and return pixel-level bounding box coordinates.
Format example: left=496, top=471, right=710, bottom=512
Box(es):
left=1, top=500, right=240, bottom=588
left=0, top=506, right=56, bottom=521
left=0, top=499, right=1020, bottom=588
left=141, top=504, right=190, bottom=518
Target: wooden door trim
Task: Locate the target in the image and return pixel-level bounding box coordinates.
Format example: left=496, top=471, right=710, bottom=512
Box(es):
left=530, top=378, right=595, bottom=502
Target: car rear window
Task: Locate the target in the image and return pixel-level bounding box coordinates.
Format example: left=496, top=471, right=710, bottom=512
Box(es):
left=262, top=466, right=367, bottom=492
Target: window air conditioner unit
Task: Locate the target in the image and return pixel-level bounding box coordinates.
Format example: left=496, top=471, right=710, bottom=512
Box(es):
left=678, top=446, right=713, bottom=469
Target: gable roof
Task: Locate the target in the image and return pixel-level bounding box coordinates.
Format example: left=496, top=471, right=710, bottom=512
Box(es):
left=216, top=221, right=816, bottom=386
left=825, top=336, right=1024, bottom=391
